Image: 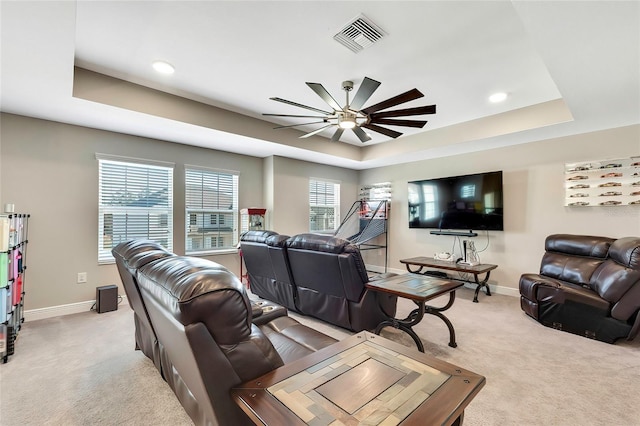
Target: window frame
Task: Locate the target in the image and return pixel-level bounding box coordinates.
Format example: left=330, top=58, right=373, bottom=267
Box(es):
left=309, top=178, right=341, bottom=233
left=97, top=154, right=174, bottom=264
left=185, top=166, right=239, bottom=255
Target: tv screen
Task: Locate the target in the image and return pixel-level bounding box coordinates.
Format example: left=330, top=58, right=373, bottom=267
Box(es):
left=408, top=171, right=504, bottom=231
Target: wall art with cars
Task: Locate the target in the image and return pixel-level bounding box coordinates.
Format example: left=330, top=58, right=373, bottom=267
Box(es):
left=565, top=156, right=640, bottom=207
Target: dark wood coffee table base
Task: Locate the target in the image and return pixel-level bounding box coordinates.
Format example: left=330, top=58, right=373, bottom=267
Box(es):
left=366, top=274, right=463, bottom=352
left=375, top=291, right=459, bottom=351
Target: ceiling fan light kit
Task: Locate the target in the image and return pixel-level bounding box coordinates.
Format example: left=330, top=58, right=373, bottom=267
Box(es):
left=264, top=77, right=436, bottom=143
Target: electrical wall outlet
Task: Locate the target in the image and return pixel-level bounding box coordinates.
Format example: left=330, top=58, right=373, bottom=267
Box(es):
left=77, top=272, right=87, bottom=283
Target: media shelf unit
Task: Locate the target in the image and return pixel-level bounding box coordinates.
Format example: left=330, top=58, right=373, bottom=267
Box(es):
left=1, top=213, right=29, bottom=363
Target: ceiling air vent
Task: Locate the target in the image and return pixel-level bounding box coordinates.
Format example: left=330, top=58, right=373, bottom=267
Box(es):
left=333, top=14, right=386, bottom=53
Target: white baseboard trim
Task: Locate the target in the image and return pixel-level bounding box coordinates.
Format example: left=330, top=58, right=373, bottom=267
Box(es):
left=366, top=264, right=519, bottom=298
left=24, top=295, right=127, bottom=322
left=24, top=264, right=520, bottom=322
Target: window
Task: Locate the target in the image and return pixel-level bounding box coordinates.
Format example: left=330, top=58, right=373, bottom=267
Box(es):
left=421, top=184, right=438, bottom=220
left=98, top=157, right=173, bottom=263
left=185, top=168, right=239, bottom=254
left=461, top=184, right=476, bottom=198
left=309, top=179, right=340, bottom=232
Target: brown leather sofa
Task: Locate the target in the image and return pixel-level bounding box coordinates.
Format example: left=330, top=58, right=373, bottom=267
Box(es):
left=240, top=231, right=397, bottom=332
left=112, top=241, right=337, bottom=425
left=519, top=234, right=640, bottom=343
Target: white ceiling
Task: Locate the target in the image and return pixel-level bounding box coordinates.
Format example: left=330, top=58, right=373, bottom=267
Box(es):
left=1, top=1, right=639, bottom=170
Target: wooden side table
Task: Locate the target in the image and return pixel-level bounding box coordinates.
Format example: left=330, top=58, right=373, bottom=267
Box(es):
left=400, top=257, right=498, bottom=302
left=365, top=273, right=463, bottom=351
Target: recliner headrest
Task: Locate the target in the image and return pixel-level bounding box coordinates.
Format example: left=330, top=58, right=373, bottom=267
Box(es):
left=286, top=233, right=351, bottom=253
left=266, top=234, right=289, bottom=247
left=112, top=239, right=175, bottom=269
left=608, top=237, right=640, bottom=269
left=545, top=234, right=613, bottom=258
left=240, top=230, right=279, bottom=243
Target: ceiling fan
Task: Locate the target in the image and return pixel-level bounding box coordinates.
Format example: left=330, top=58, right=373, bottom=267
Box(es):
left=263, top=77, right=436, bottom=143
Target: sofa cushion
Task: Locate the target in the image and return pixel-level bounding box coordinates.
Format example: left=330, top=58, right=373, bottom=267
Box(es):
left=540, top=235, right=614, bottom=287
left=590, top=237, right=640, bottom=305
left=545, top=234, right=614, bottom=258
left=259, top=316, right=337, bottom=363
left=240, top=230, right=279, bottom=243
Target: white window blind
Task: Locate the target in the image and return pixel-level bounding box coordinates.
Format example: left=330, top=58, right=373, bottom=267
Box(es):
left=98, top=159, right=173, bottom=263
left=185, top=168, right=239, bottom=254
left=309, top=179, right=340, bottom=232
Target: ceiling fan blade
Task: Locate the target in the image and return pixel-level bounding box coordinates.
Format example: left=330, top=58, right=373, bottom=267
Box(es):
left=330, top=128, right=345, bottom=142
left=300, top=124, right=334, bottom=139
left=270, top=97, right=332, bottom=115
left=350, top=77, right=381, bottom=111
left=361, top=88, right=424, bottom=115
left=273, top=121, right=327, bottom=129
left=368, top=118, right=427, bottom=128
left=263, top=113, right=332, bottom=119
left=370, top=105, right=436, bottom=118
left=306, top=82, right=343, bottom=111
left=362, top=123, right=403, bottom=139
left=352, top=126, right=372, bottom=143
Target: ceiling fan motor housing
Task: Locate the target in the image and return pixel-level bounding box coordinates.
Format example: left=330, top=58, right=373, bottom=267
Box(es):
left=342, top=80, right=354, bottom=91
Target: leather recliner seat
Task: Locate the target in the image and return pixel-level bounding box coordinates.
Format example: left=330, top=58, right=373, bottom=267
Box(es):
left=239, top=230, right=298, bottom=311
left=519, top=234, right=640, bottom=343
left=285, top=233, right=397, bottom=332
left=112, top=241, right=337, bottom=425
left=241, top=231, right=398, bottom=332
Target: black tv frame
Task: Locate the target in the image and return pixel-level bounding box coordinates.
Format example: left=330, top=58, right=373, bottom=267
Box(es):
left=408, top=170, right=504, bottom=233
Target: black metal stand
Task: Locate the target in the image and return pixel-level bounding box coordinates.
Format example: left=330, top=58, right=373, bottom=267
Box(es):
left=472, top=271, right=492, bottom=303
left=374, top=291, right=458, bottom=352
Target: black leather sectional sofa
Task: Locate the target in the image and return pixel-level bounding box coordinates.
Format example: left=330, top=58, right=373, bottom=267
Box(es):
left=519, top=234, right=640, bottom=343
left=112, top=240, right=337, bottom=425
left=239, top=230, right=397, bottom=332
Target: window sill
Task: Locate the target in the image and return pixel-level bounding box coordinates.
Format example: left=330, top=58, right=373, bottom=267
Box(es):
left=187, top=248, right=239, bottom=257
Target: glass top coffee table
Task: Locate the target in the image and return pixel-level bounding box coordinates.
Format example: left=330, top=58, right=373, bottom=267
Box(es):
left=232, top=332, right=485, bottom=426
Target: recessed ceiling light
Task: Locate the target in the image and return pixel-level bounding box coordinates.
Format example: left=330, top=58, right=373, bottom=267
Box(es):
left=489, top=92, right=508, bottom=103
left=152, top=61, right=175, bottom=75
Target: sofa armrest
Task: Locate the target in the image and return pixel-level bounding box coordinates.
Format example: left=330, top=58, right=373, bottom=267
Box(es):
left=519, top=273, right=561, bottom=301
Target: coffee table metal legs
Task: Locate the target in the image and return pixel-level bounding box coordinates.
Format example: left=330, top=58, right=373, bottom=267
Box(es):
left=374, top=291, right=458, bottom=352
left=472, top=271, right=492, bottom=303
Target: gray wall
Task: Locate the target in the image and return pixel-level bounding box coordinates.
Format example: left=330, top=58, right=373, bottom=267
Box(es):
left=1, top=112, right=639, bottom=311
left=360, top=124, right=640, bottom=293
left=0, top=113, right=263, bottom=309
left=268, top=155, right=358, bottom=236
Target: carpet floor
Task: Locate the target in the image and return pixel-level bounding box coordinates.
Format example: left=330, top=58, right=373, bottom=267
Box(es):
left=1, top=287, right=639, bottom=425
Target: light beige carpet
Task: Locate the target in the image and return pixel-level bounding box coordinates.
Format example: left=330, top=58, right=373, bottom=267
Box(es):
left=1, top=287, right=639, bottom=425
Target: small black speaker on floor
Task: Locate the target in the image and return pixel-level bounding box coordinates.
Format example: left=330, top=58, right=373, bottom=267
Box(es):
left=96, top=285, right=118, bottom=313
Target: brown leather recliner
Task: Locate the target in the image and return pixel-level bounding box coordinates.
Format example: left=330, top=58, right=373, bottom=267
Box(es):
left=519, top=234, right=640, bottom=343
left=285, top=233, right=397, bottom=332
left=113, top=241, right=337, bottom=426
left=239, top=230, right=298, bottom=311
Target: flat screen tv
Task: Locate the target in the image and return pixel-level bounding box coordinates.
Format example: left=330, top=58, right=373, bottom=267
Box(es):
left=408, top=170, right=504, bottom=231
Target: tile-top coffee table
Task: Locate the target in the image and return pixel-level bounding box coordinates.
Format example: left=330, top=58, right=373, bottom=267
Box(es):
left=366, top=273, right=464, bottom=352
left=232, top=332, right=485, bottom=426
